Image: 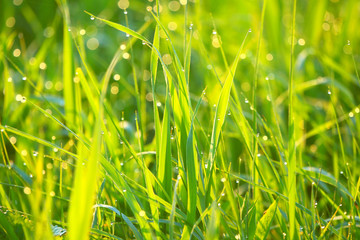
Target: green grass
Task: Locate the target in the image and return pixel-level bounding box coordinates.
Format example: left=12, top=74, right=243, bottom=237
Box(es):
left=1, top=0, right=360, bottom=239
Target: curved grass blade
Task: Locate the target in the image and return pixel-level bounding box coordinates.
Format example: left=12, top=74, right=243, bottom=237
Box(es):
left=255, top=199, right=278, bottom=240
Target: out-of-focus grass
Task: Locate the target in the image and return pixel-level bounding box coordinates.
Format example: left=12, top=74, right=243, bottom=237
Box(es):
left=0, top=0, right=360, bottom=239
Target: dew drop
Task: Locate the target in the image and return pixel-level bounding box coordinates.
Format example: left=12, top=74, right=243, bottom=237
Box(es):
left=347, top=40, right=350, bottom=45
left=22, top=76, right=27, bottom=81
left=126, top=33, right=130, bottom=37
left=139, top=210, right=146, bottom=217
left=340, top=171, right=343, bottom=174
left=245, top=98, right=249, bottom=103
left=68, top=27, right=71, bottom=32
left=124, top=10, right=128, bottom=15
left=248, top=28, right=252, bottom=33
left=284, top=161, right=287, bottom=165
left=90, top=16, right=95, bottom=20
left=236, top=180, right=239, bottom=183
left=212, top=30, right=217, bottom=35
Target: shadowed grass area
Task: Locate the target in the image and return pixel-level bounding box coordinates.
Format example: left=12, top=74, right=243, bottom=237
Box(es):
left=0, top=0, right=360, bottom=239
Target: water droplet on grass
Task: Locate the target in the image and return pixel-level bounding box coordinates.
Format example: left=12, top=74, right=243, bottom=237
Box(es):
left=124, top=10, right=128, bottom=14
left=90, top=16, right=95, bottom=20
left=22, top=76, right=27, bottom=80
left=212, top=30, right=216, bottom=35
left=328, top=89, right=331, bottom=95
left=245, top=98, right=249, bottom=103
left=139, top=210, right=146, bottom=217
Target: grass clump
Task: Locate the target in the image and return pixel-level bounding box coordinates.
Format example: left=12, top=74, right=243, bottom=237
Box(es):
left=0, top=0, right=360, bottom=239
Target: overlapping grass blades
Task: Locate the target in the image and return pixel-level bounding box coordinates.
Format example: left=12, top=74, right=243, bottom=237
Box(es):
left=1, top=0, right=359, bottom=239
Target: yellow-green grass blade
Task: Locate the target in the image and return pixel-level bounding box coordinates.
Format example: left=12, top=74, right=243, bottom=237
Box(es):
left=251, top=0, right=267, bottom=224
left=207, top=46, right=243, bottom=191
left=149, top=11, right=193, bottom=163
left=255, top=199, right=278, bottom=240
left=170, top=176, right=181, bottom=240
left=68, top=131, right=101, bottom=240
left=181, top=108, right=202, bottom=239
left=2, top=59, right=15, bottom=120
left=0, top=125, right=77, bottom=159
left=288, top=0, right=298, bottom=238
left=205, top=202, right=220, bottom=240
left=58, top=0, right=75, bottom=125
left=96, top=157, right=154, bottom=239
left=84, top=11, right=149, bottom=44
left=158, top=91, right=172, bottom=199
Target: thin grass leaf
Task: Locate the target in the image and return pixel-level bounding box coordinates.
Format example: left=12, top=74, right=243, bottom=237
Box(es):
left=255, top=199, right=278, bottom=240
